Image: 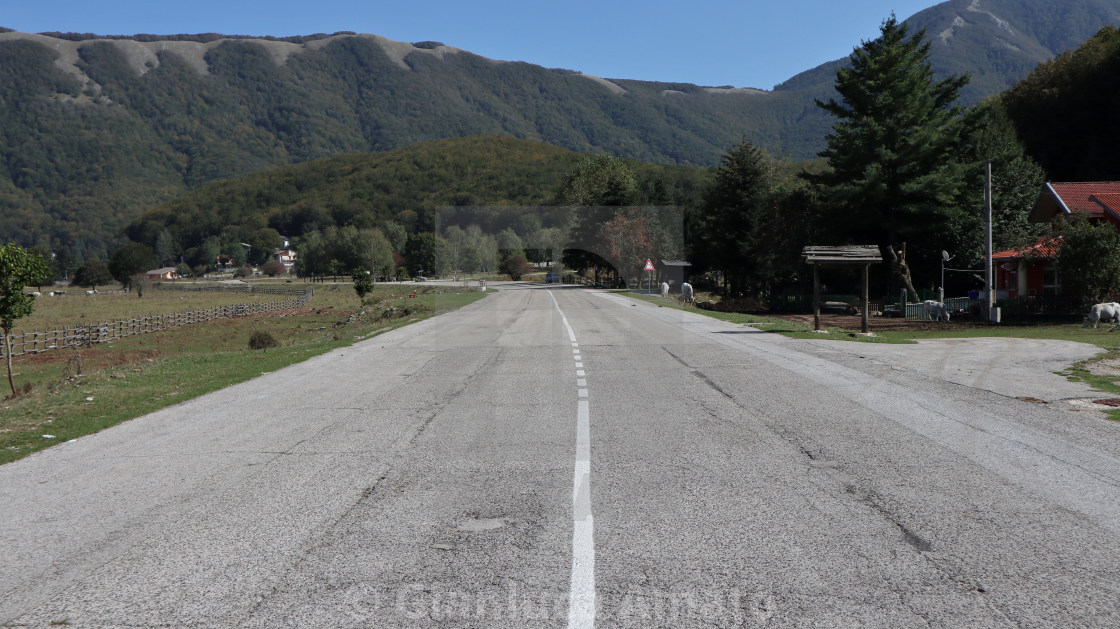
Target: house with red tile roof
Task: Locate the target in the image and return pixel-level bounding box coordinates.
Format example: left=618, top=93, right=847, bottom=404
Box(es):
left=994, top=182, right=1120, bottom=298
left=1029, top=182, right=1120, bottom=226
left=992, top=236, right=1061, bottom=299
left=143, top=267, right=178, bottom=281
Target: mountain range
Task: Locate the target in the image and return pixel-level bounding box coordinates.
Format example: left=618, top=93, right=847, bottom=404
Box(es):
left=1, top=0, right=1118, bottom=255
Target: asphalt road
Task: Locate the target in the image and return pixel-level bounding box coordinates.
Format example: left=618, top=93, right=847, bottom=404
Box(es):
left=3, top=284, right=1120, bottom=627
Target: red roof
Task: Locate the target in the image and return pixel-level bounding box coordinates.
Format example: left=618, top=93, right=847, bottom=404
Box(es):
left=1031, top=182, right=1120, bottom=224
left=993, top=235, right=1062, bottom=261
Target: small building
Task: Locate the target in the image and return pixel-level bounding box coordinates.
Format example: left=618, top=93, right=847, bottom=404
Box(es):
left=658, top=260, right=691, bottom=288
left=992, top=236, right=1061, bottom=299
left=144, top=267, right=178, bottom=281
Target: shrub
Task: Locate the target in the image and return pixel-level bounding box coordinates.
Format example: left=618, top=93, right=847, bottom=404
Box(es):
left=499, top=254, right=532, bottom=280
left=261, top=261, right=286, bottom=277
left=248, top=331, right=279, bottom=350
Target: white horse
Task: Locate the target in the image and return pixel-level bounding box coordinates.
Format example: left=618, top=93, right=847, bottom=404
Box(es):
left=660, top=282, right=669, bottom=297
left=922, top=300, right=950, bottom=322
left=1083, top=302, right=1120, bottom=328
left=681, top=282, right=694, bottom=304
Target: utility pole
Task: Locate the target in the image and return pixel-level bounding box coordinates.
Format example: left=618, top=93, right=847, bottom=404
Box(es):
left=984, top=160, right=997, bottom=322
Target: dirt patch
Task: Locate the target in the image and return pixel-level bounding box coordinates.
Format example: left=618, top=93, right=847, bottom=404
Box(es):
left=1088, top=357, right=1120, bottom=376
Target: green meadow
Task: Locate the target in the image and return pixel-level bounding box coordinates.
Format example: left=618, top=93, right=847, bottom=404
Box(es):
left=0, top=281, right=489, bottom=465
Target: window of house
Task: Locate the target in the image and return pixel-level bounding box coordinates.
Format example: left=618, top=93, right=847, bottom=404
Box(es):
left=1043, top=262, right=1060, bottom=295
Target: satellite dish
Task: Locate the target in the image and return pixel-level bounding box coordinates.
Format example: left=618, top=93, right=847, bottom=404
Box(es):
left=941, top=250, right=950, bottom=262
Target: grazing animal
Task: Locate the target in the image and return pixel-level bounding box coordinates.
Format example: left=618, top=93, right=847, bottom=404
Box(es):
left=681, top=282, right=694, bottom=304
left=86, top=290, right=96, bottom=295
left=1083, top=302, right=1120, bottom=328
left=922, top=300, right=950, bottom=322
left=660, top=282, right=669, bottom=297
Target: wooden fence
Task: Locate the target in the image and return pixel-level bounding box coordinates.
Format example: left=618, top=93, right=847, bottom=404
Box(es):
left=0, top=288, right=313, bottom=359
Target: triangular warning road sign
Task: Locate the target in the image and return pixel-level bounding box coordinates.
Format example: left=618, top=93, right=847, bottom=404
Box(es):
left=644, top=259, right=655, bottom=271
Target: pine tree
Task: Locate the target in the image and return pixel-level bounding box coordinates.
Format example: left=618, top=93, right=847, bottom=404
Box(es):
left=693, top=140, right=775, bottom=297
left=808, top=15, right=979, bottom=299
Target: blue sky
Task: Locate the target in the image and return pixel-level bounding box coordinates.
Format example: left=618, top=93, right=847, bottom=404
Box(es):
left=3, top=0, right=940, bottom=89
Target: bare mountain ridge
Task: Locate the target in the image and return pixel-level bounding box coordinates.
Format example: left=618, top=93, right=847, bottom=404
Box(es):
left=777, top=0, right=1120, bottom=100
left=0, top=29, right=639, bottom=102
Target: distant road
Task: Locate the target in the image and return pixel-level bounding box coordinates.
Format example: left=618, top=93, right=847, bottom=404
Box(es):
left=3, top=284, right=1120, bottom=627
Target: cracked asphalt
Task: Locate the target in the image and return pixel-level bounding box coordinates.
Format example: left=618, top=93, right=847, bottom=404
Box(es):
left=2, top=284, right=1120, bottom=627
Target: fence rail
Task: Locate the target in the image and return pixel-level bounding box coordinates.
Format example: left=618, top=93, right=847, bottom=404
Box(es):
left=0, top=288, right=313, bottom=359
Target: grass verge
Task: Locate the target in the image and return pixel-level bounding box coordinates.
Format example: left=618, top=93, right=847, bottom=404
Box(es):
left=0, top=283, right=489, bottom=465
left=623, top=290, right=916, bottom=343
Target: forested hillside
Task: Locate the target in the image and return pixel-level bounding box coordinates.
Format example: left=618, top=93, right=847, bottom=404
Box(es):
left=999, top=25, right=1120, bottom=181
left=120, top=136, right=711, bottom=272
left=1, top=0, right=1118, bottom=257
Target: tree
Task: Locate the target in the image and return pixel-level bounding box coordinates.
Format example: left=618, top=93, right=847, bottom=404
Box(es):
left=109, top=243, right=156, bottom=291
left=557, top=154, right=638, bottom=207
left=71, top=259, right=114, bottom=290
left=495, top=228, right=525, bottom=264
left=558, top=155, right=639, bottom=277
left=1056, top=215, right=1120, bottom=304
left=294, top=226, right=393, bottom=279
left=382, top=221, right=408, bottom=253
left=356, top=229, right=395, bottom=280
left=245, top=228, right=283, bottom=265
left=352, top=267, right=374, bottom=303
left=154, top=229, right=175, bottom=266
left=404, top=232, right=450, bottom=278
left=499, top=254, right=532, bottom=280
left=693, top=141, right=782, bottom=296
left=599, top=210, right=656, bottom=288
left=0, top=244, right=52, bottom=397
left=807, top=15, right=978, bottom=300
left=949, top=104, right=1047, bottom=274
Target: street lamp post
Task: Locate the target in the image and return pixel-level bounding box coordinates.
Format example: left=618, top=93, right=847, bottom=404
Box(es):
left=940, top=250, right=951, bottom=303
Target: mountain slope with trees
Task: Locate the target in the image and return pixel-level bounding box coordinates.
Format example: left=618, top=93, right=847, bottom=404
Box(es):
left=999, top=25, right=1120, bottom=181
left=121, top=136, right=710, bottom=274
left=1, top=0, right=1117, bottom=256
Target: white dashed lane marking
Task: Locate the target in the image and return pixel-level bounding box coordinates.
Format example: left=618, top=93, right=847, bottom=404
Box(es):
left=549, top=291, right=595, bottom=629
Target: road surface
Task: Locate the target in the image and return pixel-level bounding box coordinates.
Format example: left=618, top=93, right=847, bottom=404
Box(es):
left=3, top=284, right=1120, bottom=627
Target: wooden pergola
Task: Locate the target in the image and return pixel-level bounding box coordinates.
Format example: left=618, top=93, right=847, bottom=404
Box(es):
left=802, top=245, right=883, bottom=334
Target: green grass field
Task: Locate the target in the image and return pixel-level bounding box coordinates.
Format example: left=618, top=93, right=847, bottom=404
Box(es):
left=0, top=281, right=490, bottom=465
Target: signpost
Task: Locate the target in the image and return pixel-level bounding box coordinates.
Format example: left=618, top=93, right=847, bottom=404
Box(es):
left=644, top=259, right=655, bottom=294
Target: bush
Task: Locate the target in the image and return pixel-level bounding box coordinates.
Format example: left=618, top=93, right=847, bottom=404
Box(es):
left=261, top=261, right=286, bottom=277
left=499, top=254, right=532, bottom=280
left=248, top=331, right=279, bottom=350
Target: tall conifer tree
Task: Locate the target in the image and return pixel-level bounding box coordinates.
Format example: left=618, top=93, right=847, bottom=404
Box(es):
left=808, top=15, right=978, bottom=299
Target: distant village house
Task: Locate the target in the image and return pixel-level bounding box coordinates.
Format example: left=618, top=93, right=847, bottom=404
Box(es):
left=144, top=267, right=178, bottom=281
